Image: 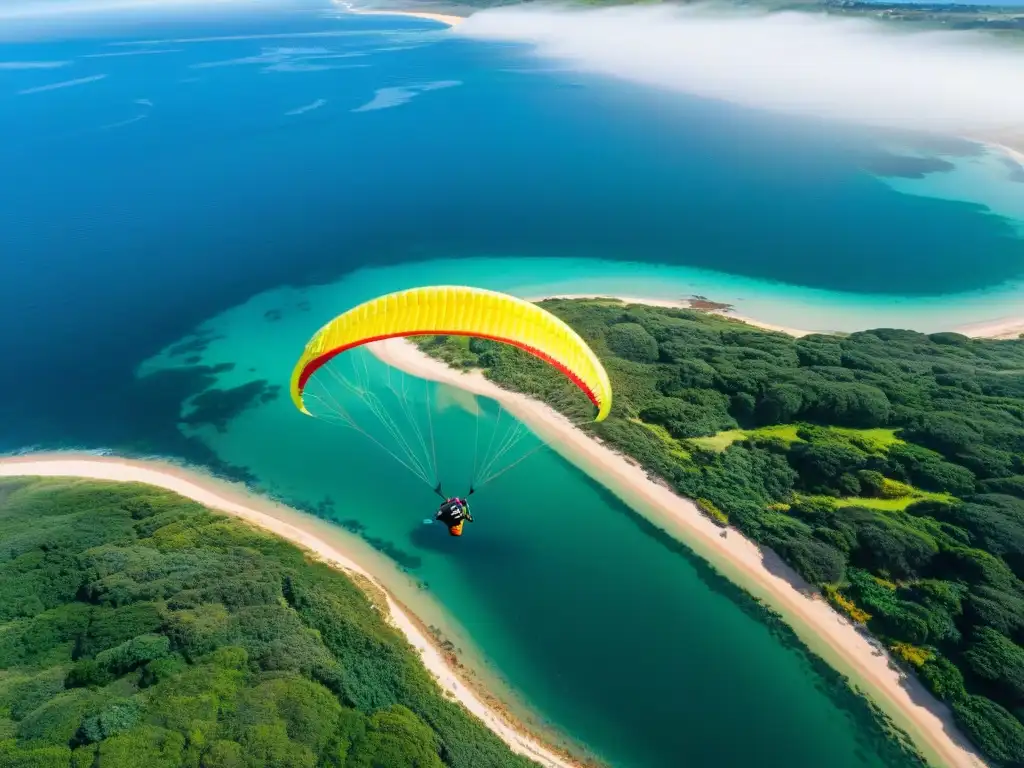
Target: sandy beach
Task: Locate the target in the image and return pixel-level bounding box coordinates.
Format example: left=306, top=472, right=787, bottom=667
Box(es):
left=1002, top=144, right=1024, bottom=167
left=981, top=136, right=1024, bottom=168
left=338, top=2, right=465, bottom=26
left=0, top=454, right=578, bottom=768
left=541, top=293, right=1024, bottom=342
left=952, top=315, right=1024, bottom=340
left=537, top=294, right=819, bottom=337
left=367, top=336, right=987, bottom=768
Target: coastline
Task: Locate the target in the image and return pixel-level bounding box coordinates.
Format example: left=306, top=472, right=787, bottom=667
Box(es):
left=536, top=294, right=819, bottom=336
left=337, top=1, right=466, bottom=27
left=979, top=136, right=1024, bottom=168
left=538, top=293, right=1024, bottom=341
left=950, top=314, right=1024, bottom=341
left=0, top=454, right=582, bottom=768
left=366, top=335, right=987, bottom=768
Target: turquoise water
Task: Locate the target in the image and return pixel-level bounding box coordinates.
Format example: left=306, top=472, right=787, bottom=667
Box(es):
left=139, top=276, right=924, bottom=767
left=4, top=1, right=1024, bottom=765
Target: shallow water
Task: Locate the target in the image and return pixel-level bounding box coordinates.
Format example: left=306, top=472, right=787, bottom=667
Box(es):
left=4, top=2, right=1024, bottom=765
left=138, top=280, right=923, bottom=767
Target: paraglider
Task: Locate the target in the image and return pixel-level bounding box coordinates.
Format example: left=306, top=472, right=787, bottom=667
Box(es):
left=435, top=496, right=473, bottom=537
left=289, top=285, right=612, bottom=535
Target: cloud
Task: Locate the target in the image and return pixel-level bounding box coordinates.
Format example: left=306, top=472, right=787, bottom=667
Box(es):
left=101, top=113, right=147, bottom=129
left=191, top=46, right=368, bottom=74
left=456, top=3, right=1024, bottom=140
left=369, top=44, right=424, bottom=53
left=83, top=47, right=180, bottom=57
left=18, top=73, right=107, bottom=94
left=262, top=61, right=367, bottom=73
left=0, top=60, right=71, bottom=69
left=286, top=98, right=327, bottom=116
left=191, top=46, right=333, bottom=69
left=110, top=29, right=374, bottom=46
left=351, top=79, right=460, bottom=112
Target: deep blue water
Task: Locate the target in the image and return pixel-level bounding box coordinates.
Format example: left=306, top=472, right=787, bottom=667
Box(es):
left=2, top=2, right=1022, bottom=454
left=1, top=4, right=1023, bottom=765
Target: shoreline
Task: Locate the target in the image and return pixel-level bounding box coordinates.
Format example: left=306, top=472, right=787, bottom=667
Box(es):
left=366, top=335, right=987, bottom=768
left=537, top=293, right=1024, bottom=341
left=535, top=294, right=820, bottom=337
left=950, top=314, right=1024, bottom=340
left=978, top=136, right=1024, bottom=168
left=337, top=1, right=466, bottom=27
left=0, top=454, right=583, bottom=768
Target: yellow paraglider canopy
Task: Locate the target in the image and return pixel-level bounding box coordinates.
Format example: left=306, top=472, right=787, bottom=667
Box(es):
left=290, top=285, right=612, bottom=421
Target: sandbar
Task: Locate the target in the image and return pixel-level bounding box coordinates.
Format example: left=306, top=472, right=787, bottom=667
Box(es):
left=367, top=335, right=987, bottom=768
left=0, top=454, right=578, bottom=768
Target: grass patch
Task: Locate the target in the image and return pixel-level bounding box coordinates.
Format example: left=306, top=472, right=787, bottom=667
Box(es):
left=688, top=429, right=747, bottom=452
left=631, top=418, right=692, bottom=461
left=751, top=424, right=804, bottom=443
left=689, top=424, right=902, bottom=453
left=829, top=427, right=904, bottom=451
left=800, top=490, right=955, bottom=512
left=689, top=424, right=802, bottom=451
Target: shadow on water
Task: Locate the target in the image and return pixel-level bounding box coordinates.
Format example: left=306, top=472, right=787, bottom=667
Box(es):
left=856, top=152, right=956, bottom=180
left=407, top=521, right=528, bottom=565
left=179, top=378, right=282, bottom=433
left=0, top=358, right=260, bottom=487
left=1001, top=156, right=1024, bottom=183
left=332, top=516, right=423, bottom=571
left=566, top=462, right=929, bottom=767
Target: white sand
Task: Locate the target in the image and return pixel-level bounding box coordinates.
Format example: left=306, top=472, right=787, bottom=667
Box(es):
left=953, top=316, right=1024, bottom=341
left=0, top=455, right=577, bottom=768
left=367, top=337, right=987, bottom=768
left=982, top=137, right=1024, bottom=168
left=338, top=2, right=465, bottom=26
left=1004, top=145, right=1024, bottom=167
left=541, top=293, right=1024, bottom=342
left=537, top=294, right=818, bottom=337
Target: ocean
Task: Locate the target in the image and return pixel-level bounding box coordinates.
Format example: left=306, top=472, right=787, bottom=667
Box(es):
left=3, top=2, right=1023, bottom=766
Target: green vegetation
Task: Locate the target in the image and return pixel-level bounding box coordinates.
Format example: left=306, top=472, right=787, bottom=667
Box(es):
left=691, top=425, right=903, bottom=453
left=798, top=488, right=955, bottom=512
left=630, top=418, right=692, bottom=461
left=695, top=498, right=729, bottom=527
left=419, top=300, right=1024, bottom=767
left=0, top=478, right=541, bottom=768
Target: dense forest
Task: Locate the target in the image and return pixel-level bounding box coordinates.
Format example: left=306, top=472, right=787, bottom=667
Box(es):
left=418, top=299, right=1024, bottom=767
left=0, top=478, right=540, bottom=768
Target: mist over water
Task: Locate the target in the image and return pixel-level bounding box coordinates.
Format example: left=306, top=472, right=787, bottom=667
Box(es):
left=458, top=3, right=1024, bottom=140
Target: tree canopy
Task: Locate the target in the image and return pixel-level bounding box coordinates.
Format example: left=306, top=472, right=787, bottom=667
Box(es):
left=0, top=478, right=539, bottom=768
